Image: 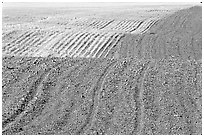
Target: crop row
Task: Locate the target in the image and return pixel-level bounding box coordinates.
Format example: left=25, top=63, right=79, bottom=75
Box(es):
left=3, top=29, right=124, bottom=58
left=38, top=16, right=159, bottom=34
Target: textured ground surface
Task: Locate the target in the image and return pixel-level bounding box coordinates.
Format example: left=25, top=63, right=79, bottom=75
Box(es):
left=2, top=56, right=202, bottom=135
left=2, top=4, right=202, bottom=135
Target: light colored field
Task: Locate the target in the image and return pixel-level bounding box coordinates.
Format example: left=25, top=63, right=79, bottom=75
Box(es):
left=2, top=3, right=202, bottom=135
left=2, top=3, right=193, bottom=58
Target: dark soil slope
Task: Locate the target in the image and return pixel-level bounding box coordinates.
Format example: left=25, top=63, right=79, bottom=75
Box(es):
left=2, top=56, right=202, bottom=135
left=2, top=6, right=202, bottom=135
left=118, top=6, right=202, bottom=60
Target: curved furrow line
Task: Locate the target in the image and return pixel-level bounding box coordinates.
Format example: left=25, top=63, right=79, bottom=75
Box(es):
left=10, top=31, right=39, bottom=55
left=76, top=60, right=117, bottom=135
left=111, top=21, right=124, bottom=30
left=30, top=32, right=58, bottom=56
left=95, top=33, right=118, bottom=58
left=104, top=34, right=124, bottom=58
left=138, top=20, right=150, bottom=32
left=1, top=59, right=84, bottom=135
left=139, top=19, right=155, bottom=34
left=100, top=34, right=124, bottom=58
left=12, top=31, right=35, bottom=46
left=122, top=21, right=134, bottom=31
left=132, top=20, right=141, bottom=27
left=2, top=64, right=53, bottom=131
left=36, top=60, right=95, bottom=135
left=71, top=33, right=96, bottom=57
left=81, top=33, right=103, bottom=58
left=130, top=21, right=144, bottom=33
left=5, top=31, right=32, bottom=52
left=59, top=31, right=84, bottom=57
left=118, top=20, right=128, bottom=28
left=29, top=32, right=56, bottom=56
left=122, top=20, right=133, bottom=31
left=80, top=61, right=118, bottom=135
left=97, top=21, right=110, bottom=29
left=91, top=34, right=113, bottom=58
left=12, top=35, right=39, bottom=56
left=90, top=20, right=100, bottom=26
left=133, top=20, right=149, bottom=33
left=50, top=32, right=72, bottom=52
left=129, top=61, right=152, bottom=135
left=16, top=35, right=44, bottom=57
left=75, top=33, right=100, bottom=58
left=85, top=60, right=129, bottom=135
left=32, top=32, right=60, bottom=57
left=68, top=32, right=90, bottom=57
left=99, top=20, right=114, bottom=29
left=56, top=32, right=76, bottom=55
left=60, top=31, right=87, bottom=57
left=123, top=21, right=133, bottom=31
left=19, top=60, right=89, bottom=132
left=94, top=21, right=103, bottom=29
left=141, top=19, right=159, bottom=34
left=128, top=20, right=141, bottom=32
left=129, top=20, right=140, bottom=30
left=22, top=33, right=48, bottom=56
left=119, top=20, right=130, bottom=30
left=113, top=21, right=124, bottom=30
left=6, top=31, right=32, bottom=51
left=87, top=32, right=109, bottom=58
left=45, top=32, right=65, bottom=51
left=70, top=33, right=94, bottom=57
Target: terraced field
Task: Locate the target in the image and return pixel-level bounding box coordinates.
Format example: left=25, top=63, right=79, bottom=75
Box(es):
left=2, top=3, right=202, bottom=135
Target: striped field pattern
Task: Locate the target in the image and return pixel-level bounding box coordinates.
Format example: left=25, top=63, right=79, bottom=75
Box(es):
left=3, top=29, right=124, bottom=58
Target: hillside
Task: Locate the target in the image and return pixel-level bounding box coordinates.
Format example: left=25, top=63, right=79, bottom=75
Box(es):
left=2, top=5, right=202, bottom=135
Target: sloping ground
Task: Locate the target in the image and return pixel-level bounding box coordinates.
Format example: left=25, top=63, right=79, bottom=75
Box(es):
left=118, top=6, right=202, bottom=61
left=2, top=7, right=180, bottom=58
left=2, top=6, right=202, bottom=135
left=2, top=29, right=125, bottom=58
left=2, top=56, right=201, bottom=135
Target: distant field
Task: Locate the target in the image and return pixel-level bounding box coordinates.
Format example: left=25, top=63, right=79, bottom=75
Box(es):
left=2, top=3, right=202, bottom=135
left=3, top=4, right=200, bottom=59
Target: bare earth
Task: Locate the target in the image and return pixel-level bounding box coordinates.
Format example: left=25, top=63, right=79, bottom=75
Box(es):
left=2, top=3, right=202, bottom=135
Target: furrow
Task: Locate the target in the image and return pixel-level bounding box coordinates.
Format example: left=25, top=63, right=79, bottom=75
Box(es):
left=76, top=60, right=117, bottom=135
left=81, top=33, right=102, bottom=57
left=68, top=32, right=90, bottom=57
left=26, top=32, right=59, bottom=57
left=18, top=36, right=41, bottom=56
left=87, top=32, right=109, bottom=58
left=141, top=19, right=158, bottom=34
left=10, top=31, right=39, bottom=55
left=60, top=31, right=86, bottom=57
left=57, top=32, right=76, bottom=55
left=100, top=20, right=114, bottom=29
left=12, top=35, right=39, bottom=56
left=130, top=21, right=144, bottom=33
left=76, top=33, right=99, bottom=58
left=72, top=33, right=96, bottom=57
left=59, top=32, right=83, bottom=57
left=5, top=31, right=32, bottom=51
left=6, top=31, right=32, bottom=51
left=96, top=33, right=118, bottom=58
left=103, top=34, right=124, bottom=58
left=51, top=32, right=71, bottom=52
left=2, top=66, right=53, bottom=130
left=90, top=34, right=111, bottom=58
left=30, top=32, right=56, bottom=56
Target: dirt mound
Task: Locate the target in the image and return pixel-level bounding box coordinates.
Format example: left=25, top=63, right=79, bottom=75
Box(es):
left=118, top=6, right=202, bottom=60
